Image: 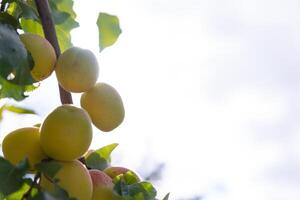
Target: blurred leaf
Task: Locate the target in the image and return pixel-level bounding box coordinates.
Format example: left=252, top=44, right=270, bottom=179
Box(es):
left=51, top=0, right=76, bottom=17
left=20, top=18, right=43, bottom=35
left=0, top=23, right=35, bottom=86
left=5, top=179, right=32, bottom=200
left=95, top=143, right=118, bottom=160
left=85, top=153, right=108, bottom=171
left=0, top=76, right=37, bottom=101
left=6, top=0, right=39, bottom=21
left=20, top=0, right=79, bottom=53
left=0, top=12, right=20, bottom=29
left=85, top=143, right=118, bottom=170
left=114, top=175, right=157, bottom=200
left=97, top=13, right=122, bottom=52
left=35, top=161, right=61, bottom=179
left=19, top=0, right=79, bottom=52
left=4, top=104, right=35, bottom=114
left=51, top=10, right=69, bottom=25
left=0, top=157, right=30, bottom=196
left=0, top=104, right=35, bottom=122
left=49, top=0, right=77, bottom=26
left=114, top=176, right=129, bottom=197
left=49, top=185, right=76, bottom=200
left=113, top=171, right=140, bottom=185
left=29, top=191, right=47, bottom=200
left=6, top=2, right=22, bottom=19
left=128, top=182, right=157, bottom=200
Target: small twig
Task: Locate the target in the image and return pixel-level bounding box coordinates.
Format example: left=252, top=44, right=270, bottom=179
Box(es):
left=34, top=0, right=73, bottom=104
left=21, top=173, right=41, bottom=200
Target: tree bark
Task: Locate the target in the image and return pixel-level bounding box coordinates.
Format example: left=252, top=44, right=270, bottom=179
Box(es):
left=34, top=0, right=73, bottom=104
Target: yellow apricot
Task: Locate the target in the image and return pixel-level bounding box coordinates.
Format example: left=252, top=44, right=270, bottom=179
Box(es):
left=80, top=83, right=125, bottom=132
left=2, top=127, right=47, bottom=169
left=40, top=105, right=93, bottom=161
left=20, top=33, right=56, bottom=81
left=55, top=47, right=99, bottom=93
left=40, top=160, right=92, bottom=200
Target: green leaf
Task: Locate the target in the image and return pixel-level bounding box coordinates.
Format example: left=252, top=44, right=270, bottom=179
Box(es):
left=49, top=0, right=76, bottom=26
left=3, top=104, right=35, bottom=114
left=95, top=143, right=118, bottom=160
left=20, top=18, right=43, bottom=35
left=5, top=179, right=32, bottom=200
left=113, top=171, right=140, bottom=185
left=0, top=76, right=37, bottom=101
left=97, top=13, right=122, bottom=52
left=128, top=182, right=157, bottom=200
left=15, top=0, right=39, bottom=20
left=6, top=2, right=22, bottom=19
left=21, top=12, right=78, bottom=53
left=85, top=153, right=108, bottom=171
left=6, top=0, right=39, bottom=21
left=35, top=161, right=62, bottom=179
left=49, top=185, right=76, bottom=200
left=0, top=12, right=20, bottom=29
left=114, top=179, right=157, bottom=200
left=0, top=157, right=30, bottom=196
left=0, top=104, right=35, bottom=122
left=50, top=0, right=76, bottom=18
left=85, top=143, right=118, bottom=170
left=20, top=0, right=79, bottom=52
left=0, top=23, right=35, bottom=86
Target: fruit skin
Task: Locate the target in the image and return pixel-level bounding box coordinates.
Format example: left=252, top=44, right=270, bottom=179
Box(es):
left=40, top=160, right=92, bottom=200
left=104, top=167, right=140, bottom=181
left=81, top=83, right=125, bottom=132
left=89, top=169, right=118, bottom=200
left=40, top=105, right=93, bottom=161
left=55, top=46, right=99, bottom=93
left=2, top=127, right=47, bottom=169
left=20, top=33, right=56, bottom=81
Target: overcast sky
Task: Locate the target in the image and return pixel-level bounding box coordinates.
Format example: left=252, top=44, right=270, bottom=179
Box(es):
left=1, top=0, right=300, bottom=199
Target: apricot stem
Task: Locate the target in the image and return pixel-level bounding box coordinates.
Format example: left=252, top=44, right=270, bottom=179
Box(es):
left=34, top=0, right=73, bottom=104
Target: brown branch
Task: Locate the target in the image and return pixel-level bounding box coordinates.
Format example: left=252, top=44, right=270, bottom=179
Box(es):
left=34, top=0, right=73, bottom=104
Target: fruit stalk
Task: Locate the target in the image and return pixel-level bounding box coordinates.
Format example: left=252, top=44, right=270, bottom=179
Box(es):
left=34, top=0, right=73, bottom=104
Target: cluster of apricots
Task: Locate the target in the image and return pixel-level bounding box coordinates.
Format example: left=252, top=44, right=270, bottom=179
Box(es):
left=1, top=33, right=137, bottom=200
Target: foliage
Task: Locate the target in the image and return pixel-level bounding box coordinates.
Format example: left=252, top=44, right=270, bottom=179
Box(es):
left=85, top=143, right=118, bottom=170
left=0, top=104, right=35, bottom=121
left=0, top=144, right=167, bottom=200
left=0, top=0, right=167, bottom=199
left=97, top=13, right=122, bottom=52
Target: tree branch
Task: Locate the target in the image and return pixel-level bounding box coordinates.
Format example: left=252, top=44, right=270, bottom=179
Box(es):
left=0, top=2, right=6, bottom=12
left=34, top=0, right=73, bottom=104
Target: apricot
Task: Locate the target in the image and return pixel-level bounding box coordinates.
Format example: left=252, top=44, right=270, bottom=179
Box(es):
left=89, top=169, right=118, bottom=200
left=20, top=33, right=56, bottom=81
left=80, top=83, right=125, bottom=132
left=40, top=160, right=92, bottom=200
left=40, top=105, right=93, bottom=161
left=1, top=127, right=47, bottom=169
left=104, top=166, right=140, bottom=182
left=55, top=47, right=99, bottom=92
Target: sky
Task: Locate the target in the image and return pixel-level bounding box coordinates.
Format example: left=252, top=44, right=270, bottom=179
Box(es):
left=1, top=0, right=300, bottom=199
